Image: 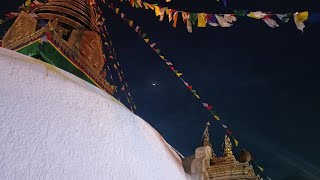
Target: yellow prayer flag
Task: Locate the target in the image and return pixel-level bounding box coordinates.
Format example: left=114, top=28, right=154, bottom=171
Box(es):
left=296, top=11, right=309, bottom=22
left=294, top=12, right=309, bottom=31
left=115, top=8, right=119, bottom=14
left=233, top=138, right=239, bottom=146
left=257, top=165, right=264, bottom=172
left=166, top=9, right=170, bottom=15
left=129, top=20, right=133, bottom=27
left=143, top=2, right=148, bottom=9
left=155, top=6, right=161, bottom=17
left=195, top=94, right=200, bottom=99
left=176, top=73, right=182, bottom=77
left=160, top=55, right=165, bottom=60
left=25, top=0, right=31, bottom=6
left=214, top=115, right=220, bottom=121
left=197, top=13, right=207, bottom=27
left=144, top=38, right=149, bottom=42
left=247, top=11, right=267, bottom=19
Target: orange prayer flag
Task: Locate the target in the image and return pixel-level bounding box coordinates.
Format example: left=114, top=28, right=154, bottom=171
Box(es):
left=173, top=12, right=178, bottom=28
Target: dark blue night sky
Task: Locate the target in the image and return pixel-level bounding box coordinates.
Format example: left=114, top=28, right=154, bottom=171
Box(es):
left=1, top=0, right=320, bottom=179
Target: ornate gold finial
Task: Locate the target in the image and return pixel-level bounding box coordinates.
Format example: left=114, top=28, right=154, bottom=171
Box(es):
left=201, top=121, right=211, bottom=147
left=201, top=121, right=216, bottom=159
left=223, top=135, right=234, bottom=157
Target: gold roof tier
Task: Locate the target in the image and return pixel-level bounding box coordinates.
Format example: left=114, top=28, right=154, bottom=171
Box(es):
left=33, top=0, right=99, bottom=32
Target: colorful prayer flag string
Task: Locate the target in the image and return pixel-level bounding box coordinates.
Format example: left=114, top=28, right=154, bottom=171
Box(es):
left=108, top=5, right=272, bottom=178
left=101, top=0, right=318, bottom=32
left=95, top=4, right=137, bottom=113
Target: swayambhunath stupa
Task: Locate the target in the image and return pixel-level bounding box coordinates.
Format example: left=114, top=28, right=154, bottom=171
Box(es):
left=0, top=0, right=319, bottom=179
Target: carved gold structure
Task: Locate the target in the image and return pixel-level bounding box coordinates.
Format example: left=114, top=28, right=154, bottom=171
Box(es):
left=1, top=0, right=115, bottom=94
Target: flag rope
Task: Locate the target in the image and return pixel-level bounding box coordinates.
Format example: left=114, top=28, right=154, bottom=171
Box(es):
left=107, top=4, right=271, bottom=178
left=95, top=3, right=137, bottom=113
left=102, top=0, right=315, bottom=32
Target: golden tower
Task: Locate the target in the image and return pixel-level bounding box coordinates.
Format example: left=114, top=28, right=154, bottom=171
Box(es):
left=1, top=0, right=115, bottom=94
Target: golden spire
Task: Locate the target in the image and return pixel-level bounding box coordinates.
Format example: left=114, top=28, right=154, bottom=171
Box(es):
left=223, top=135, right=234, bottom=157
left=201, top=121, right=216, bottom=158
left=201, top=121, right=211, bottom=147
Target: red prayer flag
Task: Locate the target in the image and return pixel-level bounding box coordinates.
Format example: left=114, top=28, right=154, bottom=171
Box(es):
left=226, top=129, right=232, bottom=135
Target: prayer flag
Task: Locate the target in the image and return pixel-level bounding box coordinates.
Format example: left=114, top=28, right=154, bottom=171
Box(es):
left=154, top=48, right=160, bottom=54
left=155, top=6, right=161, bottom=17
left=223, top=0, right=227, bottom=7
left=25, top=0, right=31, bottom=7
left=167, top=9, right=173, bottom=22
left=247, top=11, right=267, bottom=19
left=159, top=8, right=165, bottom=21
left=206, top=14, right=219, bottom=27
left=215, top=14, right=236, bottom=27
left=187, top=20, right=192, bottom=33
left=189, top=13, right=197, bottom=25
left=202, top=103, right=213, bottom=110
left=197, top=13, right=207, bottom=27
left=226, top=129, right=232, bottom=135
left=130, top=0, right=134, bottom=7
left=182, top=12, right=189, bottom=24
left=234, top=10, right=247, bottom=17
left=173, top=12, right=178, bottom=28
left=262, top=16, right=279, bottom=28
left=276, top=14, right=290, bottom=23
left=233, top=138, right=239, bottom=146
left=143, top=2, right=148, bottom=9
left=129, top=20, right=133, bottom=27
left=150, top=43, right=156, bottom=48
left=294, top=11, right=309, bottom=32
left=147, top=3, right=155, bottom=10
left=222, top=124, right=228, bottom=129
left=135, top=26, right=140, bottom=32
left=141, top=33, right=147, bottom=38
left=257, top=165, right=264, bottom=172
left=214, top=115, right=220, bottom=120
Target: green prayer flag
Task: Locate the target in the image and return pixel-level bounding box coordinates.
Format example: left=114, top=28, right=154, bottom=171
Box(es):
left=134, top=2, right=140, bottom=8
left=234, top=10, right=247, bottom=17
left=276, top=14, right=290, bottom=23
left=154, top=49, right=160, bottom=54
left=141, top=33, right=147, bottom=38
left=189, top=13, right=197, bottom=25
